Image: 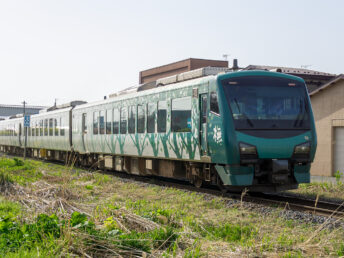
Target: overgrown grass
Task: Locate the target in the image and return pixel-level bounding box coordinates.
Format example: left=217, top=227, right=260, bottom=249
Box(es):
left=289, top=181, right=344, bottom=200
left=0, top=158, right=42, bottom=185
left=1, top=156, right=344, bottom=256
left=0, top=211, right=179, bottom=257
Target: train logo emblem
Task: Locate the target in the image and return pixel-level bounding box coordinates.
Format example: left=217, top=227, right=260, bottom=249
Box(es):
left=213, top=126, right=222, bottom=144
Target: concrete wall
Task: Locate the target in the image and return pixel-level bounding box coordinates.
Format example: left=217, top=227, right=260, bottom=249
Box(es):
left=310, top=79, right=344, bottom=176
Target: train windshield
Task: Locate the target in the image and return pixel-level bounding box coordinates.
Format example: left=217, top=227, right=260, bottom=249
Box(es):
left=222, top=76, right=310, bottom=130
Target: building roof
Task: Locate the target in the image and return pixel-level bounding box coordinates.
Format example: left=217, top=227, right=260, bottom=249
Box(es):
left=245, top=65, right=337, bottom=93
left=139, top=58, right=228, bottom=84
left=244, top=65, right=335, bottom=77
left=0, top=104, right=46, bottom=109
left=0, top=104, right=46, bottom=119
left=309, top=74, right=344, bottom=96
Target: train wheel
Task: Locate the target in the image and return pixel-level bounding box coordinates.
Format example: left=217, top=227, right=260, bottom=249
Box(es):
left=217, top=181, right=229, bottom=193
left=193, top=177, right=203, bottom=188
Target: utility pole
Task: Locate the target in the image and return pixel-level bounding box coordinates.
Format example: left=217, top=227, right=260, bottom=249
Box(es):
left=22, top=101, right=27, bottom=160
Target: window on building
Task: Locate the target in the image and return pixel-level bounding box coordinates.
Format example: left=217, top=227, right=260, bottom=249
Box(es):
left=54, top=119, right=59, bottom=136
left=44, top=119, right=48, bottom=136
left=147, top=103, right=156, bottom=133
left=99, top=111, right=105, bottom=134
left=60, top=118, right=65, bottom=136
left=157, top=100, right=167, bottom=133
left=171, top=97, right=192, bottom=132
left=210, top=91, right=220, bottom=115
left=120, top=107, right=127, bottom=134
left=93, top=112, right=98, bottom=134
left=137, top=105, right=145, bottom=133
left=128, top=106, right=136, bottom=134
left=113, top=108, right=119, bottom=134
left=106, top=109, right=112, bottom=134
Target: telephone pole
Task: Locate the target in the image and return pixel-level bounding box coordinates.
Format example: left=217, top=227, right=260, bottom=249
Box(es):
left=22, top=101, right=27, bottom=160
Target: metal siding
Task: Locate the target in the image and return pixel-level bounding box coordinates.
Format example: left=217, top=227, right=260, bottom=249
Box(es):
left=334, top=127, right=344, bottom=174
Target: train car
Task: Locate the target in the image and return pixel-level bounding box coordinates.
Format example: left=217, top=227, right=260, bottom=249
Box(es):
left=25, top=107, right=73, bottom=159
left=71, top=68, right=316, bottom=192
left=0, top=68, right=317, bottom=192
left=0, top=117, right=22, bottom=154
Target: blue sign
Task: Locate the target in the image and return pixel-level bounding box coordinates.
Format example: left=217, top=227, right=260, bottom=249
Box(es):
left=24, top=115, right=30, bottom=127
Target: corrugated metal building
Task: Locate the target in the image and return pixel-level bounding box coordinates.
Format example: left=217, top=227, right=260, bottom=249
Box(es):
left=0, top=104, right=45, bottom=120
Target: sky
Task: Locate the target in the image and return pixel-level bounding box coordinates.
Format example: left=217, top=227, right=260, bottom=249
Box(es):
left=0, top=0, right=343, bottom=107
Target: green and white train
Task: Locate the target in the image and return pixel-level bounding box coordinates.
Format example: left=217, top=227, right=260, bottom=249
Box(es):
left=0, top=68, right=317, bottom=192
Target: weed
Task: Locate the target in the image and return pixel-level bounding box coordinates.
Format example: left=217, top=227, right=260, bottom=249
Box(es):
left=183, top=239, right=202, bottom=258
left=0, top=213, right=61, bottom=256
left=85, top=184, right=94, bottom=190
left=148, top=226, right=178, bottom=248
left=190, top=221, right=256, bottom=243
left=335, top=170, right=343, bottom=186
left=0, top=199, right=21, bottom=218
left=0, top=158, right=41, bottom=185
left=337, top=243, right=344, bottom=256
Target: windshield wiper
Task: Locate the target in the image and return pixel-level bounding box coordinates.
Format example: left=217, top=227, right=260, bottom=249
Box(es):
left=233, top=98, right=254, bottom=128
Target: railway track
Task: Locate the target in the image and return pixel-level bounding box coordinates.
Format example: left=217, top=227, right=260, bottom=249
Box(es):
left=99, top=169, right=344, bottom=220
left=2, top=153, right=344, bottom=220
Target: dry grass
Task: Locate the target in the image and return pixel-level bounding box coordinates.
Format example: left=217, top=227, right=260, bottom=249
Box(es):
left=0, top=157, right=344, bottom=257
left=288, top=182, right=344, bottom=201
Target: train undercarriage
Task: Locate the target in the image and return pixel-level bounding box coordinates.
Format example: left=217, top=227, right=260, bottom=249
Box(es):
left=0, top=145, right=300, bottom=193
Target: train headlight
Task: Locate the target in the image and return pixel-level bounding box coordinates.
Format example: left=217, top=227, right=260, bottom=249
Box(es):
left=239, top=142, right=257, bottom=155
left=294, top=142, right=310, bottom=154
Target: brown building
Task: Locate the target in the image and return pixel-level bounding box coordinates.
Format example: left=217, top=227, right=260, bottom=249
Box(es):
left=309, top=75, right=344, bottom=176
left=139, top=58, right=228, bottom=84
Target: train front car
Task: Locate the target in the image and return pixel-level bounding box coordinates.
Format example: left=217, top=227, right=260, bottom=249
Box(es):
left=210, top=71, right=317, bottom=192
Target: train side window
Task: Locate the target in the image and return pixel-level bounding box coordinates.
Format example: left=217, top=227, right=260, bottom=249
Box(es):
left=32, top=125, right=35, bottom=137
left=28, top=125, right=31, bottom=137
left=106, top=109, right=112, bottom=134
left=54, top=119, right=59, bottom=136
left=44, top=119, right=48, bottom=136
left=120, top=107, right=127, bottom=134
left=128, top=106, right=136, bottom=134
left=113, top=108, right=119, bottom=134
left=60, top=118, right=65, bottom=136
left=49, top=118, right=53, bottom=136
left=210, top=92, right=220, bottom=115
left=158, top=100, right=167, bottom=133
left=137, top=105, right=145, bottom=133
left=99, top=111, right=105, bottom=134
left=147, top=103, right=156, bottom=133
left=93, top=112, right=98, bottom=134
left=171, top=97, right=192, bottom=132
left=35, top=122, right=39, bottom=136
left=40, top=120, right=43, bottom=136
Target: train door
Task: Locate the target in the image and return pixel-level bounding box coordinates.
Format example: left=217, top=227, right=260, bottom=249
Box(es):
left=81, top=113, right=88, bottom=153
left=199, top=94, right=208, bottom=155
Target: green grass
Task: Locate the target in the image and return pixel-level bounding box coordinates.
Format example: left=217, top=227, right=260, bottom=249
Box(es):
left=0, top=158, right=42, bottom=185
left=0, top=156, right=344, bottom=256
left=0, top=199, right=22, bottom=218
left=289, top=181, right=344, bottom=200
